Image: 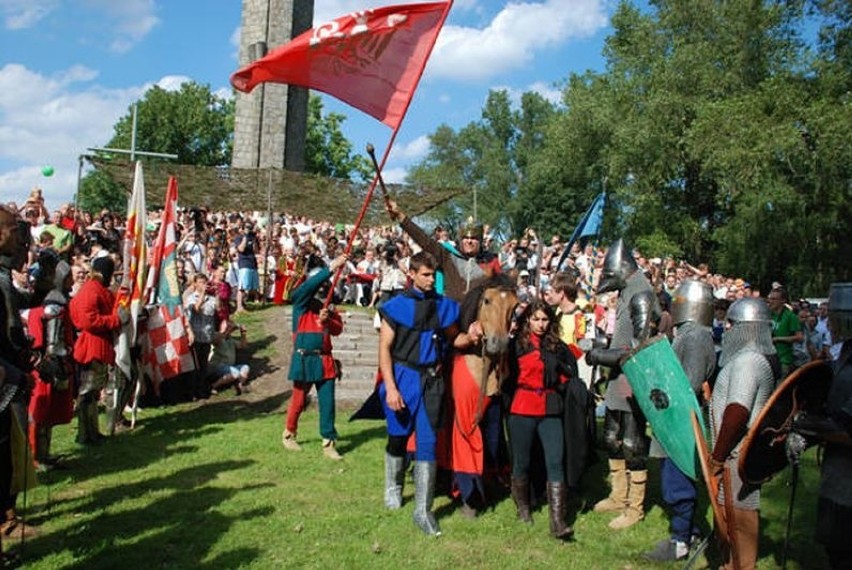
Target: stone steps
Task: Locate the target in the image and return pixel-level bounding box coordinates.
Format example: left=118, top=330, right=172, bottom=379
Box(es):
left=281, top=307, right=380, bottom=404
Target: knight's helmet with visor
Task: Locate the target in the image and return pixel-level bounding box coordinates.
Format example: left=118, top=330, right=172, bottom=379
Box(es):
left=596, top=239, right=638, bottom=294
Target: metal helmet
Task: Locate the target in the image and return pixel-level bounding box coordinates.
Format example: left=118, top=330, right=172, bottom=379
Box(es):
left=720, top=296, right=775, bottom=367
left=596, top=239, right=639, bottom=294
left=726, top=297, right=772, bottom=324
left=459, top=216, right=484, bottom=241
left=828, top=282, right=852, bottom=343
left=671, top=280, right=714, bottom=326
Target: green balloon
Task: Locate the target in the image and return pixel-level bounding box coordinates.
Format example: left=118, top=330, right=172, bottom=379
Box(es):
left=41, top=166, right=55, bottom=177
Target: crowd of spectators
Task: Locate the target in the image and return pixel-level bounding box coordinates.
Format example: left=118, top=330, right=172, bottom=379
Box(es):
left=6, top=188, right=837, bottom=388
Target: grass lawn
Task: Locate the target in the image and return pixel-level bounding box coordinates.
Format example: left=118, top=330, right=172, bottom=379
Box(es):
left=13, top=307, right=830, bottom=569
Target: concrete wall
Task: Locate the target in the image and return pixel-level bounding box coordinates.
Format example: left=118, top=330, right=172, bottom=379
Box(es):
left=232, top=0, right=313, bottom=171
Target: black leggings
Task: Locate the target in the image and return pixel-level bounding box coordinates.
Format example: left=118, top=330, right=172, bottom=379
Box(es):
left=508, top=414, right=564, bottom=482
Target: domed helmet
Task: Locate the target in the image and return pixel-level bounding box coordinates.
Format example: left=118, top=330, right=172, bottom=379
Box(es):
left=720, top=296, right=775, bottom=366
left=828, top=282, right=852, bottom=343
left=596, top=239, right=638, bottom=294
left=726, top=297, right=772, bottom=324
left=671, top=280, right=714, bottom=327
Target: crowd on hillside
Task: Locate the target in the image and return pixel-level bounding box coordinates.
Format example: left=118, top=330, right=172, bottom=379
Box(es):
left=0, top=187, right=846, bottom=567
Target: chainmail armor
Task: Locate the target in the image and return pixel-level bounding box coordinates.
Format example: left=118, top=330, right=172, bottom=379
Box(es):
left=672, top=322, right=716, bottom=396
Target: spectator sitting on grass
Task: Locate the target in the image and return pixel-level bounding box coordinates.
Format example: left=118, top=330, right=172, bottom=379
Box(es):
left=208, top=319, right=251, bottom=395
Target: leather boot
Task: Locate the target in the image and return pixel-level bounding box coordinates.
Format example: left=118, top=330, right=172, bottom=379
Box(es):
left=412, top=461, right=441, bottom=536
left=594, top=459, right=628, bottom=513
left=511, top=476, right=533, bottom=524
left=546, top=481, right=574, bottom=539
left=609, top=469, right=646, bottom=530
left=723, top=508, right=759, bottom=570
left=384, top=453, right=405, bottom=509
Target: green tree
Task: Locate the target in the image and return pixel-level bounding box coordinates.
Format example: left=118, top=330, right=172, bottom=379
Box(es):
left=407, top=89, right=555, bottom=237
left=79, top=81, right=234, bottom=212
left=305, top=95, right=372, bottom=182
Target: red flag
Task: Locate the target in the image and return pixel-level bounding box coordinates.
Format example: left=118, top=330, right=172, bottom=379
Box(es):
left=231, top=1, right=452, bottom=130
left=140, top=177, right=195, bottom=389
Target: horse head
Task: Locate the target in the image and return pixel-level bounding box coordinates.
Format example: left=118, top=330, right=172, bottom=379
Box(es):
left=461, top=274, right=518, bottom=357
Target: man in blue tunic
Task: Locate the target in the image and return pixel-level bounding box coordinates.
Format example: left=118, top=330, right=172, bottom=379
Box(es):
left=378, top=251, right=481, bottom=536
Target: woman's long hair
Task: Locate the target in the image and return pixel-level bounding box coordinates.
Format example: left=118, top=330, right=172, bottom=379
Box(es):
left=515, top=299, right=562, bottom=354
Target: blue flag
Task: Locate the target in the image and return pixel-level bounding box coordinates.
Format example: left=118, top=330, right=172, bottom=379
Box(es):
left=557, top=192, right=606, bottom=270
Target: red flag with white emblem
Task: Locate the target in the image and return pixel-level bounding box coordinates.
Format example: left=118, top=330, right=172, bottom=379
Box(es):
left=231, top=1, right=452, bottom=130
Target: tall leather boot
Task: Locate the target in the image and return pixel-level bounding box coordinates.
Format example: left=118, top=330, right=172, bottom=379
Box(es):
left=594, top=459, right=628, bottom=513
left=547, top=481, right=574, bottom=539
left=511, top=476, right=533, bottom=524
left=384, top=453, right=405, bottom=509
left=412, top=461, right=441, bottom=536
left=724, top=507, right=759, bottom=570
left=609, top=469, right=647, bottom=530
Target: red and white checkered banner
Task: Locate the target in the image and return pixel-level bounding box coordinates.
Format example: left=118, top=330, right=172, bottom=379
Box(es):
left=141, top=304, right=195, bottom=389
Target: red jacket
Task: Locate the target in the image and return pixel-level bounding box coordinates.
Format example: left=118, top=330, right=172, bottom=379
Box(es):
left=70, top=279, right=120, bottom=365
left=510, top=335, right=569, bottom=417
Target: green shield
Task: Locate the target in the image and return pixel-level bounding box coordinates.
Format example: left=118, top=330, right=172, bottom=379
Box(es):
left=622, top=336, right=705, bottom=480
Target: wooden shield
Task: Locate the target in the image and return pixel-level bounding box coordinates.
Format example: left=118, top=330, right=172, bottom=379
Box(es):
left=738, top=360, right=833, bottom=485
left=622, top=336, right=704, bottom=479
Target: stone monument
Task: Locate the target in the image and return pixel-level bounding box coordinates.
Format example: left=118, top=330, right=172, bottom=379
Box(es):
left=232, top=0, right=314, bottom=170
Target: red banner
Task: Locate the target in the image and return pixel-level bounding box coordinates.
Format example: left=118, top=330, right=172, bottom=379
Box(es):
left=231, top=2, right=452, bottom=130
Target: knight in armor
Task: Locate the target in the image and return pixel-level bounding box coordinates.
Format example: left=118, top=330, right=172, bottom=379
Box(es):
left=26, top=259, right=75, bottom=468
left=709, top=297, right=780, bottom=570
left=644, top=280, right=716, bottom=561
left=385, top=200, right=500, bottom=303
left=792, top=283, right=852, bottom=570
left=585, top=239, right=660, bottom=529
left=69, top=256, right=126, bottom=445
left=377, top=251, right=482, bottom=536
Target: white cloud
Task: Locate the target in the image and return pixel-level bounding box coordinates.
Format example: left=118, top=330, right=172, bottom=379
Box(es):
left=0, top=0, right=58, bottom=29
left=154, top=75, right=192, bottom=92
left=380, top=166, right=408, bottom=185
left=524, top=80, right=563, bottom=104
left=83, top=0, right=159, bottom=53
left=390, top=135, right=430, bottom=161
left=430, top=0, right=607, bottom=82
left=0, top=63, right=171, bottom=208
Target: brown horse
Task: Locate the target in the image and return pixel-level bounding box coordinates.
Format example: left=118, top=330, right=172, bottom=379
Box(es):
left=445, top=274, right=518, bottom=512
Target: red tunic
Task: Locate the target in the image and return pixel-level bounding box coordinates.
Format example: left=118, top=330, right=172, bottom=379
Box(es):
left=70, top=279, right=120, bottom=365
left=26, top=306, right=74, bottom=426
left=510, top=335, right=568, bottom=417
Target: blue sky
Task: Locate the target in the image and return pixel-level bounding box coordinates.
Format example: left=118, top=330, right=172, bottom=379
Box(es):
left=0, top=0, right=615, bottom=210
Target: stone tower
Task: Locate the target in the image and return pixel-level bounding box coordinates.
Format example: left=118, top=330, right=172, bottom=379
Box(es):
left=232, top=0, right=314, bottom=170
